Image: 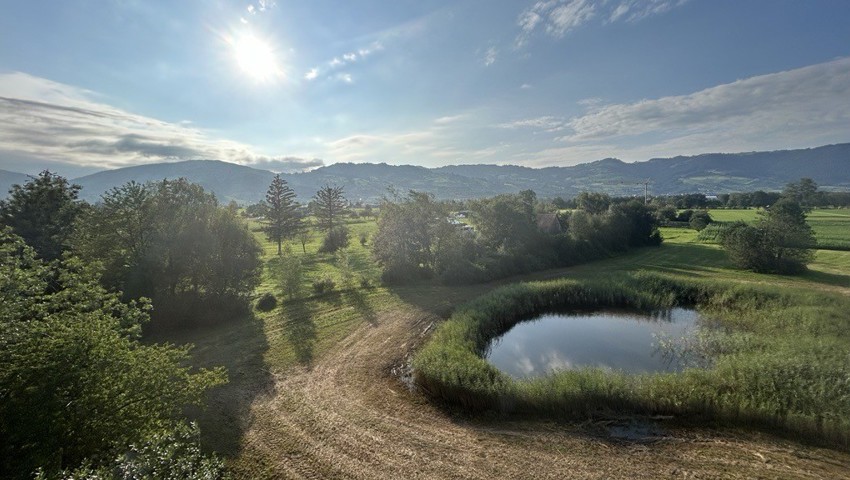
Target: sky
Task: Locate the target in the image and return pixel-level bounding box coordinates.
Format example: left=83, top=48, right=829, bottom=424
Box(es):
left=1, top=0, right=849, bottom=177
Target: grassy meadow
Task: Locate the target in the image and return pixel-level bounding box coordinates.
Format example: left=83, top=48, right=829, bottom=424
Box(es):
left=704, top=208, right=850, bottom=250
left=170, top=209, right=850, bottom=477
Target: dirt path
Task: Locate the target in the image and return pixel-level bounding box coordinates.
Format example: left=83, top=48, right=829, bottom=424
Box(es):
left=229, top=303, right=850, bottom=479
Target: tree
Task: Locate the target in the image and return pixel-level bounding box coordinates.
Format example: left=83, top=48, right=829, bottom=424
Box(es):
left=373, top=191, right=467, bottom=282
left=262, top=174, right=300, bottom=255
left=0, top=171, right=82, bottom=261
left=75, top=179, right=262, bottom=327
left=576, top=191, right=611, bottom=215
left=0, top=228, right=225, bottom=477
left=313, top=185, right=346, bottom=232
left=296, top=220, right=312, bottom=253
left=469, top=192, right=538, bottom=252
left=720, top=198, right=814, bottom=274
left=783, top=178, right=820, bottom=210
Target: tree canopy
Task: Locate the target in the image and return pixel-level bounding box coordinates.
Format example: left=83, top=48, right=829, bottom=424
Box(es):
left=0, top=171, right=83, bottom=261
left=0, top=228, right=225, bottom=477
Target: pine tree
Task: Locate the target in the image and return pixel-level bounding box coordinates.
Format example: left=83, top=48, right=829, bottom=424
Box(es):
left=312, top=184, right=346, bottom=232
left=263, top=174, right=300, bottom=255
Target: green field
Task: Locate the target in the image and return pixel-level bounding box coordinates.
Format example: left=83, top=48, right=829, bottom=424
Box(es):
left=704, top=208, right=850, bottom=250
left=172, top=214, right=850, bottom=478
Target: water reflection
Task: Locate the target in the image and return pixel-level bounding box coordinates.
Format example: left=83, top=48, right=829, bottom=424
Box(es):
left=485, top=308, right=700, bottom=378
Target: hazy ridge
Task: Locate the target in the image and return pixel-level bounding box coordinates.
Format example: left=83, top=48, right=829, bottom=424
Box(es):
left=1, top=143, right=848, bottom=203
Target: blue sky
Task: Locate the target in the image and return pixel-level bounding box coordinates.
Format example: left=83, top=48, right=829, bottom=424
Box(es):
left=1, top=0, right=849, bottom=176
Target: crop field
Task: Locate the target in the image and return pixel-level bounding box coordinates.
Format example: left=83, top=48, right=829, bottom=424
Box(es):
left=171, top=214, right=850, bottom=479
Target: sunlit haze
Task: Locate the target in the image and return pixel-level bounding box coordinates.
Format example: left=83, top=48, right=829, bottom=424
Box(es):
left=1, top=1, right=849, bottom=176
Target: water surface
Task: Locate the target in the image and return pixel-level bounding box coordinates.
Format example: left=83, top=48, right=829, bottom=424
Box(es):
left=485, top=308, right=700, bottom=378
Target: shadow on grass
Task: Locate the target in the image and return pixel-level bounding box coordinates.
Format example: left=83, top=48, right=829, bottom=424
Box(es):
left=160, top=303, right=274, bottom=457
left=347, top=286, right=378, bottom=326
left=802, top=269, right=850, bottom=288
left=281, top=298, right=317, bottom=366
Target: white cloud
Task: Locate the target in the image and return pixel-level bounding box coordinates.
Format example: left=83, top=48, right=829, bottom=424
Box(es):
left=497, top=116, right=568, bottom=133
left=516, top=0, right=687, bottom=47
left=304, top=68, right=318, bottom=80
left=507, top=58, right=850, bottom=166
left=561, top=57, right=850, bottom=142
left=337, top=73, right=353, bottom=84
left=483, top=46, right=498, bottom=66
left=520, top=83, right=533, bottom=90
left=0, top=72, right=322, bottom=172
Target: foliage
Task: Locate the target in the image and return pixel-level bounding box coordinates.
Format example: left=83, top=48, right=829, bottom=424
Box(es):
left=575, top=191, right=611, bottom=215
left=312, top=185, right=347, bottom=232
left=319, top=226, right=351, bottom=253
left=37, top=422, right=229, bottom=480
left=76, top=179, right=263, bottom=327
left=720, top=198, right=815, bottom=274
left=311, top=276, right=336, bottom=295
left=273, top=254, right=304, bottom=299
left=0, top=170, right=83, bottom=261
left=359, top=231, right=368, bottom=246
left=470, top=191, right=538, bottom=252
left=783, top=177, right=819, bottom=210
left=262, top=174, right=301, bottom=255
left=256, top=292, right=277, bottom=311
left=688, top=210, right=713, bottom=231
left=372, top=191, right=460, bottom=282
left=0, top=229, right=225, bottom=478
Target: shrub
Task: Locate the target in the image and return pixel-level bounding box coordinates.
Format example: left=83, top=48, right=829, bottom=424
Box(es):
left=312, top=276, right=336, bottom=295
left=318, top=226, right=350, bottom=253
left=688, top=210, right=713, bottom=231
left=359, top=231, right=368, bottom=246
left=255, top=292, right=277, bottom=311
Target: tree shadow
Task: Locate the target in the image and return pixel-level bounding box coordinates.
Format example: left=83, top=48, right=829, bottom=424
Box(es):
left=173, top=309, right=274, bottom=457
left=281, top=298, right=317, bottom=366
left=346, top=287, right=378, bottom=326
left=801, top=269, right=850, bottom=288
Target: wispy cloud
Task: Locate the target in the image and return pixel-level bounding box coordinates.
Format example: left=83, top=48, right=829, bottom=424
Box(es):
left=560, top=57, right=850, bottom=142
left=303, top=41, right=384, bottom=82
left=516, top=0, right=687, bottom=48
left=508, top=58, right=850, bottom=166
left=483, top=46, right=498, bottom=66
left=0, top=72, right=322, bottom=172
left=497, top=116, right=568, bottom=133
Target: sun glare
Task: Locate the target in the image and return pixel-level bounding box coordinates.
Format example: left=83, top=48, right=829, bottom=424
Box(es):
left=232, top=33, right=281, bottom=82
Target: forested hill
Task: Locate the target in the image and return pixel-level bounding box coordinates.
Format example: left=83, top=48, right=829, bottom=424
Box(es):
left=2, top=143, right=849, bottom=203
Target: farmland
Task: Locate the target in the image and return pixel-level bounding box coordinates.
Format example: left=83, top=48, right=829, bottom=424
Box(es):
left=169, top=212, right=850, bottom=479
left=706, top=208, right=850, bottom=250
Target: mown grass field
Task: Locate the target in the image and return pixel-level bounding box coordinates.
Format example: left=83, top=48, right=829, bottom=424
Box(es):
left=174, top=212, right=850, bottom=479
left=706, top=208, right=850, bottom=249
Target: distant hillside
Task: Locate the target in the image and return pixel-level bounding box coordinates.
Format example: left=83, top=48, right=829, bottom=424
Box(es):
left=0, top=169, right=32, bottom=197
left=3, top=143, right=847, bottom=203
left=73, top=160, right=277, bottom=203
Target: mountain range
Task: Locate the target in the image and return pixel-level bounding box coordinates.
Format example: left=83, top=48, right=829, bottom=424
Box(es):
left=1, top=143, right=849, bottom=204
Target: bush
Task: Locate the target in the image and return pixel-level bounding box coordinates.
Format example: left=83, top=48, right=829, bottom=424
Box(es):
left=688, top=210, right=713, bottom=231
left=312, top=276, right=336, bottom=295
left=359, top=231, right=368, bottom=246
left=255, top=292, right=277, bottom=311
left=318, top=226, right=350, bottom=253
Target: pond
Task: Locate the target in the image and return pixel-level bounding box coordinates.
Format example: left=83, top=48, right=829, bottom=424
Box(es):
left=485, top=308, right=701, bottom=378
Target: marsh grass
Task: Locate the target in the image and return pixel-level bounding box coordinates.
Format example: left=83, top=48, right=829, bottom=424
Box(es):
left=413, top=273, right=850, bottom=447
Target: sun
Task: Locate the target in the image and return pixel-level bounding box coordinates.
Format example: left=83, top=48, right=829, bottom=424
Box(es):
left=232, top=33, right=281, bottom=82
